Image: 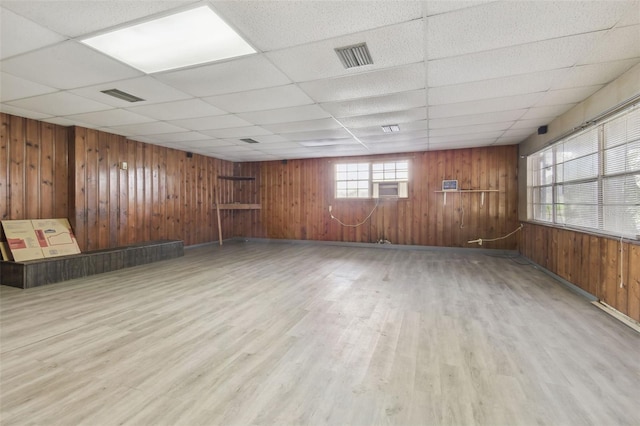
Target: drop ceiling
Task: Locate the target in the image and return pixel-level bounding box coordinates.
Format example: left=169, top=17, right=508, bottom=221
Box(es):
left=1, top=0, right=639, bottom=162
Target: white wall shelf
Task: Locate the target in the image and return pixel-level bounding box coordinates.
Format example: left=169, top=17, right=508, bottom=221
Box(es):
left=434, top=189, right=500, bottom=206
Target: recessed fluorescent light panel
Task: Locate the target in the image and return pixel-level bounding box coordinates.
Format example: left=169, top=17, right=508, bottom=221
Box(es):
left=382, top=124, right=400, bottom=133
left=81, top=6, right=256, bottom=73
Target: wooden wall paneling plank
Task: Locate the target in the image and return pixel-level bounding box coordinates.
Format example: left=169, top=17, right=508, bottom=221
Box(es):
left=165, top=148, right=176, bottom=241
left=409, top=154, right=422, bottom=245
left=588, top=235, right=601, bottom=298
left=183, top=154, right=192, bottom=245
left=40, top=123, right=55, bottom=219
left=108, top=134, right=120, bottom=248
left=579, top=232, right=590, bottom=292
left=9, top=115, right=25, bottom=219
left=136, top=143, right=147, bottom=243
left=601, top=238, right=617, bottom=308
left=616, top=240, right=629, bottom=316
left=126, top=140, right=137, bottom=246
left=97, top=131, right=110, bottom=249
left=628, top=244, right=640, bottom=322
left=435, top=152, right=446, bottom=246
left=469, top=149, right=482, bottom=248
left=25, top=119, right=40, bottom=218
left=158, top=146, right=167, bottom=240
left=150, top=144, right=160, bottom=241
left=70, top=127, right=86, bottom=251
left=0, top=114, right=9, bottom=221
left=116, top=138, right=127, bottom=246
left=86, top=130, right=100, bottom=251
left=54, top=125, right=68, bottom=219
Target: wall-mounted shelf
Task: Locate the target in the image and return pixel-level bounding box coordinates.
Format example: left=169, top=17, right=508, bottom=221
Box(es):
left=215, top=203, right=261, bottom=210
left=434, top=189, right=500, bottom=206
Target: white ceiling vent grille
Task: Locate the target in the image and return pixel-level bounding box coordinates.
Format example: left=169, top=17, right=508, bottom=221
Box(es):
left=101, top=89, right=145, bottom=102
left=335, top=43, right=373, bottom=69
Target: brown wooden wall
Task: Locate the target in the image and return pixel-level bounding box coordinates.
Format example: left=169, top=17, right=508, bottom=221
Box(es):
left=69, top=127, right=234, bottom=251
left=0, top=114, right=69, bottom=222
left=520, top=222, right=640, bottom=323
left=1, top=113, right=235, bottom=252
left=235, top=145, right=520, bottom=250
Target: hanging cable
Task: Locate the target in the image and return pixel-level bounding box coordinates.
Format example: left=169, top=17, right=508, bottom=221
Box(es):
left=329, top=199, right=380, bottom=227
left=468, top=224, right=524, bottom=246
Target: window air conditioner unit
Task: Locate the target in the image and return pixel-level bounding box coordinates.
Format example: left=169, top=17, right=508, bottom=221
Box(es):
left=373, top=181, right=408, bottom=198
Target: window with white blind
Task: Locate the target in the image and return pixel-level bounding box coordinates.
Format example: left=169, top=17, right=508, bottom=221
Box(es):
left=335, top=160, right=409, bottom=199
left=526, top=103, right=640, bottom=238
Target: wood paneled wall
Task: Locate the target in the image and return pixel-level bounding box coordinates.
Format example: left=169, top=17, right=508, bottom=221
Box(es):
left=520, top=222, right=640, bottom=323
left=235, top=145, right=520, bottom=250
left=69, top=127, right=234, bottom=251
left=1, top=114, right=234, bottom=252
left=0, top=114, right=69, bottom=222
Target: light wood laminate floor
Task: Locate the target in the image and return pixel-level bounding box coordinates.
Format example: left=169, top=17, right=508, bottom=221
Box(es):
left=1, top=241, right=639, bottom=426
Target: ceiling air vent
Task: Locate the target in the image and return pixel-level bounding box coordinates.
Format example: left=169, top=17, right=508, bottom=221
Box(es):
left=240, top=138, right=259, bottom=144
left=101, top=89, right=145, bottom=103
left=335, top=43, right=373, bottom=69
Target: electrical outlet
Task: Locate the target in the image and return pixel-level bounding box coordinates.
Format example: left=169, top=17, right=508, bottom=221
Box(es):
left=328, top=205, right=332, bottom=212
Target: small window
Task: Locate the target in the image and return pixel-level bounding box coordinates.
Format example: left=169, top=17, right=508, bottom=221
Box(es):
left=335, top=160, right=409, bottom=199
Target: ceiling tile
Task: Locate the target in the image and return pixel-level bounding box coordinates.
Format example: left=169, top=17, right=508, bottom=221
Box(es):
left=535, top=85, right=604, bottom=107
left=6, top=92, right=111, bottom=116
left=428, top=32, right=603, bottom=86
left=321, top=89, right=426, bottom=118
left=182, top=139, right=232, bottom=149
left=520, top=104, right=576, bottom=121
left=64, top=109, right=155, bottom=127
left=429, top=93, right=542, bottom=119
left=0, top=1, right=196, bottom=38
left=238, top=105, right=330, bottom=125
left=429, top=109, right=527, bottom=129
left=169, top=114, right=252, bottom=131
left=0, top=41, right=142, bottom=90
left=578, top=25, right=640, bottom=65
left=70, top=76, right=192, bottom=107
left=203, top=84, right=313, bottom=113
left=510, top=118, right=553, bottom=130
left=201, top=126, right=272, bottom=139
left=429, top=139, right=497, bottom=150
left=359, top=130, right=430, bottom=144
left=264, top=117, right=342, bottom=134
left=155, top=55, right=291, bottom=97
left=0, top=104, right=52, bottom=120
left=147, top=132, right=210, bottom=143
left=427, top=1, right=629, bottom=59
left=338, top=107, right=427, bottom=129
left=424, top=1, right=493, bottom=17
left=499, top=128, right=536, bottom=140
left=108, top=121, right=188, bottom=136
left=299, top=63, right=425, bottom=103
left=127, top=99, right=226, bottom=121
left=0, top=7, right=65, bottom=59
left=252, top=134, right=290, bottom=144
left=429, top=131, right=503, bottom=145
left=428, top=69, right=566, bottom=105
left=550, top=59, right=640, bottom=90
left=282, top=128, right=352, bottom=142
left=429, top=122, right=514, bottom=137
left=266, top=20, right=424, bottom=82
left=213, top=1, right=422, bottom=51
left=0, top=72, right=58, bottom=102
left=616, top=1, right=640, bottom=26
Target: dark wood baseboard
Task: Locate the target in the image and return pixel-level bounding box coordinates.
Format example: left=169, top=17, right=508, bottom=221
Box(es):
left=0, top=240, right=184, bottom=289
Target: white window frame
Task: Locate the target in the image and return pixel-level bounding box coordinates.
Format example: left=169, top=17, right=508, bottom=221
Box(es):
left=334, top=159, right=409, bottom=199
left=526, top=103, right=640, bottom=239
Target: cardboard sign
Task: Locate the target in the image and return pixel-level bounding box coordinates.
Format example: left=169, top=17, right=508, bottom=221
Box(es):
left=1, top=220, right=45, bottom=261
left=1, top=219, right=81, bottom=261
left=31, top=219, right=81, bottom=258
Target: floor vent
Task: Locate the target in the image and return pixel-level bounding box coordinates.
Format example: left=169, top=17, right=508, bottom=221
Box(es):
left=335, top=43, right=373, bottom=69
